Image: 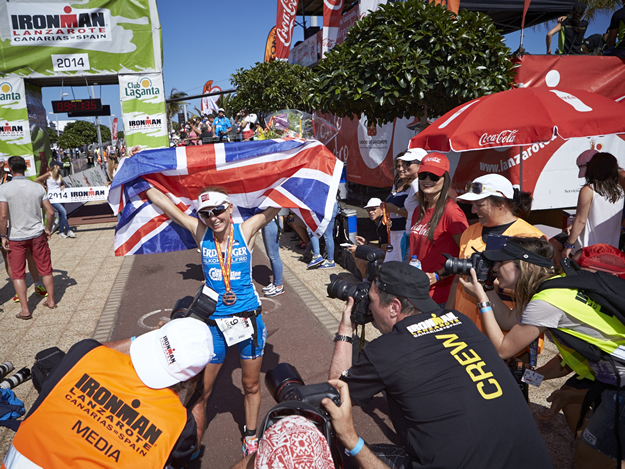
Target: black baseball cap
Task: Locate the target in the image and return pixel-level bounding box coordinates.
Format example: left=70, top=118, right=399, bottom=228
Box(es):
left=482, top=241, right=554, bottom=269
left=376, top=261, right=439, bottom=313
left=50, top=161, right=62, bottom=167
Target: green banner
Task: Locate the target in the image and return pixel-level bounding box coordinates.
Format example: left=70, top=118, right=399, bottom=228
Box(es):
left=0, top=0, right=162, bottom=77
left=119, top=72, right=168, bottom=153
left=0, top=76, right=36, bottom=177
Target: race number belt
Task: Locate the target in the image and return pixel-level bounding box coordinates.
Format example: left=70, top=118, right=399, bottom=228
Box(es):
left=381, top=202, right=393, bottom=252
left=216, top=224, right=237, bottom=305
left=206, top=308, right=262, bottom=347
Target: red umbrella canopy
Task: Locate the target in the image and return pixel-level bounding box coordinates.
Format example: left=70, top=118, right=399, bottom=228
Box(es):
left=410, top=87, right=625, bottom=153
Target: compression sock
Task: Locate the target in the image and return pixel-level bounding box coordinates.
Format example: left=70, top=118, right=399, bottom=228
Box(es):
left=243, top=426, right=256, bottom=438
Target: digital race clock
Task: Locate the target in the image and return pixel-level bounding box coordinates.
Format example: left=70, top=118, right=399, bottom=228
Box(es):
left=51, top=99, right=102, bottom=113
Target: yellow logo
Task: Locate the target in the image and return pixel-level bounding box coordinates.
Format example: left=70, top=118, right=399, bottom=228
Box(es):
left=140, top=78, right=152, bottom=88
left=0, top=83, right=11, bottom=93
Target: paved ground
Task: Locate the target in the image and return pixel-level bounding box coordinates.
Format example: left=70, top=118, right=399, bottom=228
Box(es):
left=0, top=202, right=576, bottom=468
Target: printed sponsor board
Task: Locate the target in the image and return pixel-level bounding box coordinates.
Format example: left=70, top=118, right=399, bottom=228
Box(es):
left=65, top=165, right=108, bottom=188
left=275, top=0, right=298, bottom=59
left=0, top=0, right=162, bottom=77
left=0, top=76, right=35, bottom=177
left=48, top=186, right=109, bottom=203
left=119, top=73, right=168, bottom=153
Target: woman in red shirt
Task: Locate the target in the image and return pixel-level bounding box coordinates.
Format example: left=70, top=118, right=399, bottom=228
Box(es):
left=410, top=153, right=468, bottom=304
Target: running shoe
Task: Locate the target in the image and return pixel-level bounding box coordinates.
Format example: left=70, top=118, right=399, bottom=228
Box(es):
left=262, top=282, right=275, bottom=293
left=13, top=294, right=18, bottom=303
left=319, top=261, right=336, bottom=269
left=58, top=232, right=68, bottom=239
left=242, top=435, right=259, bottom=456
left=67, top=230, right=77, bottom=238
left=35, top=285, right=48, bottom=297
left=265, top=285, right=284, bottom=297
left=289, top=237, right=302, bottom=245
left=307, top=255, right=324, bottom=269
left=295, top=241, right=307, bottom=250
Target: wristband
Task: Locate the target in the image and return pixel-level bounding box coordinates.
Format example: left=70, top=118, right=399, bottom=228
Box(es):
left=345, top=437, right=365, bottom=456
left=479, top=306, right=493, bottom=314
left=0, top=235, right=6, bottom=238
left=477, top=301, right=491, bottom=309
left=334, top=334, right=353, bottom=344
left=130, top=336, right=137, bottom=343
left=563, top=241, right=576, bottom=249
left=433, top=272, right=440, bottom=282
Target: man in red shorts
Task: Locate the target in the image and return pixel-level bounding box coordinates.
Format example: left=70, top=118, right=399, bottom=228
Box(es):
left=0, top=156, right=56, bottom=319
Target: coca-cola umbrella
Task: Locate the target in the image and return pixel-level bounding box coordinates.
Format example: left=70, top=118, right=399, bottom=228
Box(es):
left=410, top=87, right=625, bottom=189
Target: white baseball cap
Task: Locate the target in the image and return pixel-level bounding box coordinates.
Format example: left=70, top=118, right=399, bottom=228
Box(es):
left=397, top=148, right=427, bottom=163
left=457, top=174, right=514, bottom=202
left=197, top=191, right=231, bottom=211
left=218, top=108, right=225, bottom=112
left=364, top=197, right=382, bottom=209
left=130, top=318, right=213, bottom=389
left=248, top=113, right=258, bottom=124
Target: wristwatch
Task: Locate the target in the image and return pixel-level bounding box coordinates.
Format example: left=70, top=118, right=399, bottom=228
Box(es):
left=477, top=301, right=492, bottom=309
left=334, top=334, right=353, bottom=344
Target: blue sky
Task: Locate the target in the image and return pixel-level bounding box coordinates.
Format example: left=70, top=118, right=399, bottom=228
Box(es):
left=43, top=1, right=615, bottom=132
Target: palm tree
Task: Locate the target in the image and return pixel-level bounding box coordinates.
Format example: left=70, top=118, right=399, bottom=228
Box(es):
left=166, top=88, right=188, bottom=132
left=217, top=93, right=234, bottom=119
left=584, top=0, right=623, bottom=22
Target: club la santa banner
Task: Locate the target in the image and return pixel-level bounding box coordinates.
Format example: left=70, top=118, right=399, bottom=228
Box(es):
left=0, top=77, right=35, bottom=177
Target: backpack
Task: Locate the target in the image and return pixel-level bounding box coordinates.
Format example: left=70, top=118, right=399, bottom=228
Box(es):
left=31, top=347, right=66, bottom=393
left=535, top=258, right=625, bottom=365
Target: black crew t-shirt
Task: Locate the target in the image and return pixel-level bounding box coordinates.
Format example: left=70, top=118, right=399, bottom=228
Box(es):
left=342, top=310, right=552, bottom=469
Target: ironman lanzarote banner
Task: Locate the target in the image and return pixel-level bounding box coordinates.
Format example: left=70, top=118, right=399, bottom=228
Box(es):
left=119, top=73, right=168, bottom=153
left=0, top=77, right=35, bottom=177
left=0, top=0, right=162, bottom=77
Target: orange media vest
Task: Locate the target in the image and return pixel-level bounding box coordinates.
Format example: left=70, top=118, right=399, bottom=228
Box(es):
left=3, top=346, right=187, bottom=469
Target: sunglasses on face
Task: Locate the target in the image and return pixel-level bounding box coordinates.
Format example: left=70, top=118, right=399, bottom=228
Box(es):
left=418, top=172, right=441, bottom=182
left=465, top=182, right=506, bottom=198
left=199, top=204, right=228, bottom=218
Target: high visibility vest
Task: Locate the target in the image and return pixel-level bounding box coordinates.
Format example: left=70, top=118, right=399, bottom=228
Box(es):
left=454, top=218, right=545, bottom=332
left=533, top=284, right=625, bottom=381
left=2, top=346, right=187, bottom=469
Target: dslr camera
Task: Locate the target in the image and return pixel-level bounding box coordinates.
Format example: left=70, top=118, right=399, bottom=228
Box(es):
left=327, top=245, right=384, bottom=325
left=260, top=363, right=342, bottom=467
left=442, top=235, right=509, bottom=285
left=170, top=284, right=219, bottom=323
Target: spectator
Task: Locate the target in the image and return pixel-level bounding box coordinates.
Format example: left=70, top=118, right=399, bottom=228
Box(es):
left=460, top=237, right=624, bottom=468
left=213, top=108, right=232, bottom=142
left=0, top=156, right=56, bottom=319
left=187, top=119, right=200, bottom=145
left=61, top=153, right=71, bottom=177
left=285, top=211, right=310, bottom=250
left=329, top=261, right=553, bottom=469
left=605, top=6, right=625, bottom=57
left=198, top=124, right=213, bottom=145
left=237, top=109, right=256, bottom=141
left=348, top=197, right=389, bottom=278
left=35, top=162, right=76, bottom=239
left=3, top=318, right=213, bottom=468
left=306, top=200, right=339, bottom=270
left=261, top=209, right=288, bottom=297
left=563, top=152, right=623, bottom=259
left=447, top=174, right=543, bottom=332
left=546, top=2, right=588, bottom=55
left=582, top=32, right=608, bottom=54
left=383, top=152, right=415, bottom=262
left=0, top=157, right=11, bottom=184
left=410, top=153, right=468, bottom=305
left=402, top=148, right=427, bottom=237
left=206, top=113, right=215, bottom=135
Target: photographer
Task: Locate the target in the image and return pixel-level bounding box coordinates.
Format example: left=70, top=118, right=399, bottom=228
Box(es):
left=2, top=318, right=213, bottom=469
left=461, top=237, right=625, bottom=468
left=348, top=198, right=388, bottom=278
left=329, top=261, right=552, bottom=469
left=213, top=108, right=232, bottom=142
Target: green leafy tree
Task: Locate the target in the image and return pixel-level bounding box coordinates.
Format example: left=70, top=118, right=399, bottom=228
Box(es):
left=57, top=120, right=110, bottom=148
left=117, top=130, right=124, bottom=140
left=47, top=126, right=58, bottom=145
left=230, top=61, right=317, bottom=122
left=313, top=1, right=515, bottom=126
left=166, top=88, right=188, bottom=131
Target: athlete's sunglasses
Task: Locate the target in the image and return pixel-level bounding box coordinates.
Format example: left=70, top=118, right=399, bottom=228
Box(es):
left=465, top=182, right=506, bottom=198
left=199, top=204, right=228, bottom=218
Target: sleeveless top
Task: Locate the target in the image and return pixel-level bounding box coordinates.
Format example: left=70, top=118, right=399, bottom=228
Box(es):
left=201, top=223, right=260, bottom=317
left=578, top=186, right=623, bottom=249
left=47, top=175, right=62, bottom=192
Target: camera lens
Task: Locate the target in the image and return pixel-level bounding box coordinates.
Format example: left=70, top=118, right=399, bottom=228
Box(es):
left=265, top=363, right=305, bottom=403
left=327, top=277, right=358, bottom=301
left=443, top=254, right=473, bottom=275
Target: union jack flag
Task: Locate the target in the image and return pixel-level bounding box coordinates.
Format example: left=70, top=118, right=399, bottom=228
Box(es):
left=108, top=139, right=343, bottom=256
